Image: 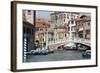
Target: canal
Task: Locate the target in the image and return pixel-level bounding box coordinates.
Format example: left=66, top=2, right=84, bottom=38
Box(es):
left=25, top=50, right=91, bottom=62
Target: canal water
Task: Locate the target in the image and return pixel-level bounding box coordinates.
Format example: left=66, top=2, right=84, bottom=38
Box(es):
left=26, top=50, right=90, bottom=62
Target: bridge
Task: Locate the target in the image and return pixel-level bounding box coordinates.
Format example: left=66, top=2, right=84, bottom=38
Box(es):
left=47, top=38, right=91, bottom=49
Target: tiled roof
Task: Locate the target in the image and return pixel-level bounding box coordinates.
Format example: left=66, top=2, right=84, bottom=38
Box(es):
left=75, top=16, right=91, bottom=21
left=35, top=18, right=50, bottom=28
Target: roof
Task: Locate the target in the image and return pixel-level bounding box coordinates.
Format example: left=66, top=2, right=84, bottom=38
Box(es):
left=75, top=16, right=91, bottom=21
left=55, top=26, right=67, bottom=29
left=35, top=18, right=50, bottom=28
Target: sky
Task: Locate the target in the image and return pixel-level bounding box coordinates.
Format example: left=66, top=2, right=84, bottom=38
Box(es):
left=36, top=10, right=91, bottom=20
left=36, top=10, right=53, bottom=20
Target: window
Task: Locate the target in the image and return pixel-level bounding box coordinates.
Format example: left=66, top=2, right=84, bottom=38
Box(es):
left=55, top=15, right=58, bottom=21
left=64, top=19, right=65, bottom=22
left=51, top=33, right=54, bottom=41
left=40, top=28, right=43, bottom=31
left=28, top=10, right=31, bottom=15
left=71, top=26, right=76, bottom=31
left=45, top=28, right=47, bottom=31
left=65, top=33, right=66, bottom=37
left=77, top=16, right=79, bottom=18
left=88, top=22, right=90, bottom=26
left=67, top=14, right=69, bottom=19
left=59, top=33, right=63, bottom=39
left=64, top=14, right=66, bottom=18
left=74, top=16, right=75, bottom=19
left=71, top=21, right=74, bottom=24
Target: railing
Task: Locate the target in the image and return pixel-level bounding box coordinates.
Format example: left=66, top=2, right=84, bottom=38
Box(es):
left=47, top=37, right=91, bottom=47
left=68, top=37, right=91, bottom=46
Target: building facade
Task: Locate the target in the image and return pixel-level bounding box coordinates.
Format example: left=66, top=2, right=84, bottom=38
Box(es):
left=23, top=10, right=91, bottom=52
left=23, top=10, right=35, bottom=51
left=50, top=12, right=80, bottom=41
left=35, top=18, right=50, bottom=49
left=76, top=15, right=91, bottom=40
left=68, top=13, right=80, bottom=40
